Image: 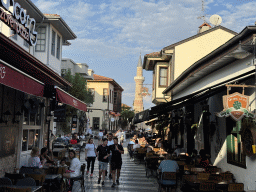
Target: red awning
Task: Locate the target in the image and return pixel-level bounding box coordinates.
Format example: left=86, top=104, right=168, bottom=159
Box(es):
left=0, top=61, right=44, bottom=97
left=56, top=87, right=87, bottom=112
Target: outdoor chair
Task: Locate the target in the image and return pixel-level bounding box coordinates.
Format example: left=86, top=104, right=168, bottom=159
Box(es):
left=6, top=187, right=32, bottom=192
left=68, top=163, right=86, bottom=192
left=227, top=183, right=244, bottom=192
left=5, top=173, right=25, bottom=185
left=158, top=172, right=177, bottom=192
left=199, top=182, right=216, bottom=191
left=0, top=177, right=12, bottom=186
left=25, top=174, right=45, bottom=186
left=220, top=172, right=234, bottom=183
left=134, top=148, right=146, bottom=164
left=25, top=174, right=45, bottom=192
left=145, top=158, right=159, bottom=178
left=197, top=173, right=210, bottom=181
left=16, top=178, right=36, bottom=186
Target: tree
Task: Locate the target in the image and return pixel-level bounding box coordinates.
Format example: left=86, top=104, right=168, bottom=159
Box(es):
left=120, top=110, right=135, bottom=129
left=60, top=70, right=93, bottom=134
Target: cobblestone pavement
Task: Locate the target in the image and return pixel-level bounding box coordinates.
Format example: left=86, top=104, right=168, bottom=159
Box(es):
left=77, top=139, right=159, bottom=192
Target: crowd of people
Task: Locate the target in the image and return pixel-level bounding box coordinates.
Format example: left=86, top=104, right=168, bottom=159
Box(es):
left=26, top=127, right=212, bottom=191
left=27, top=128, right=126, bottom=188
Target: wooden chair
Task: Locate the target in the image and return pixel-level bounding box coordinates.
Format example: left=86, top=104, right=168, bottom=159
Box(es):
left=57, top=167, right=67, bottom=175
left=25, top=173, right=45, bottom=192
left=158, top=172, right=177, bottom=192
left=69, top=163, right=86, bottom=192
left=4, top=173, right=25, bottom=185
left=197, top=173, right=210, bottom=181
left=6, top=187, right=32, bottom=192
left=220, top=172, right=234, bottom=182
left=228, top=183, right=244, bottom=192
left=145, top=158, right=159, bottom=178
left=199, top=182, right=216, bottom=191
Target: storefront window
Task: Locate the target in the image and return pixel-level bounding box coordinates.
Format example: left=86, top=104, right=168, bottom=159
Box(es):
left=226, top=118, right=246, bottom=168
left=22, top=130, right=28, bottom=151
left=22, top=129, right=40, bottom=151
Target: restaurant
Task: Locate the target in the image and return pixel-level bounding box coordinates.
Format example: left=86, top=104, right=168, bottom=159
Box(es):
left=138, top=25, right=256, bottom=191
left=0, top=0, right=89, bottom=179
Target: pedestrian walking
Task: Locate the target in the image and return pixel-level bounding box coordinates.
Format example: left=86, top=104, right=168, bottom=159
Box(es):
left=85, top=138, right=97, bottom=177
left=109, top=137, right=124, bottom=187
left=96, top=138, right=110, bottom=187
left=98, top=130, right=104, bottom=141
left=107, top=133, right=114, bottom=179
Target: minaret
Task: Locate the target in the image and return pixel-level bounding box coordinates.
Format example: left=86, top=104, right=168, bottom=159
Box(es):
left=133, top=54, right=145, bottom=113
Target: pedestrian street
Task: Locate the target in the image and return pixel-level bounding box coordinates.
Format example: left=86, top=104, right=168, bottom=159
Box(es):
left=79, top=140, right=159, bottom=192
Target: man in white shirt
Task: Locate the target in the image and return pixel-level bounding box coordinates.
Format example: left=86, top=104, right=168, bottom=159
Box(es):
left=131, top=140, right=140, bottom=161
left=133, top=140, right=141, bottom=151
left=87, top=127, right=92, bottom=137
left=80, top=133, right=85, bottom=140
left=107, top=133, right=114, bottom=179
left=98, top=130, right=104, bottom=141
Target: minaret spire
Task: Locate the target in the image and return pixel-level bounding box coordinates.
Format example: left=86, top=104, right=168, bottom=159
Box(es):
left=133, top=54, right=145, bottom=113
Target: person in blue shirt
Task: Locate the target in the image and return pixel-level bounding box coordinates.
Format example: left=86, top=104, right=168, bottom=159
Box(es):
left=158, top=153, right=179, bottom=188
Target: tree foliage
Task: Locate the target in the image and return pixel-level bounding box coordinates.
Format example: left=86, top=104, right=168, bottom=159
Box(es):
left=120, top=110, right=135, bottom=129
left=60, top=70, right=94, bottom=133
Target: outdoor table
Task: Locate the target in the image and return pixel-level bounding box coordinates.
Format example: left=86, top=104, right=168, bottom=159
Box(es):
left=0, top=185, right=42, bottom=192
left=45, top=174, right=62, bottom=180
left=182, top=174, right=231, bottom=191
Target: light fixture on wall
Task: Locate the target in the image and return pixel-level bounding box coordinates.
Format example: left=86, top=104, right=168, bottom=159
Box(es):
left=231, top=41, right=250, bottom=59
left=3, top=110, right=11, bottom=124
left=13, top=111, right=22, bottom=124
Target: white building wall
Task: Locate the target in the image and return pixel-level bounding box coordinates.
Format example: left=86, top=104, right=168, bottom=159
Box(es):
left=172, top=55, right=254, bottom=100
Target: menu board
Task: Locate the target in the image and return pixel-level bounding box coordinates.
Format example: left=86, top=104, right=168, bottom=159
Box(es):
left=0, top=126, right=17, bottom=157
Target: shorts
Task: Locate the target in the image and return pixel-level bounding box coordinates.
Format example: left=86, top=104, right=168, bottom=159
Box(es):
left=99, top=161, right=108, bottom=171
left=111, top=161, right=122, bottom=170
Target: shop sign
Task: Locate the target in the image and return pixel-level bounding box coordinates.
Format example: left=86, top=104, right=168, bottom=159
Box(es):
left=0, top=0, right=37, bottom=46
left=216, top=92, right=255, bottom=121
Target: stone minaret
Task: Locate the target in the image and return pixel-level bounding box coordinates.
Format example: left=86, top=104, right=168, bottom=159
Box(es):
left=133, top=54, right=145, bottom=113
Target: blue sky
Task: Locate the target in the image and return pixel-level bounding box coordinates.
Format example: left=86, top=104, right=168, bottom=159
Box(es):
left=32, top=0, right=256, bottom=110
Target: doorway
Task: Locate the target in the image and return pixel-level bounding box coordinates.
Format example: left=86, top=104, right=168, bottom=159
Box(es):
left=93, top=117, right=100, bottom=130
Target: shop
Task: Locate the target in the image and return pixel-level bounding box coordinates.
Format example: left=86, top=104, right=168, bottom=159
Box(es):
left=158, top=25, right=256, bottom=190
left=0, top=32, right=72, bottom=176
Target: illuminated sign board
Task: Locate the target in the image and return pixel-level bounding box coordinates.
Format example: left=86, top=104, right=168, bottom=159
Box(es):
left=0, top=0, right=37, bottom=46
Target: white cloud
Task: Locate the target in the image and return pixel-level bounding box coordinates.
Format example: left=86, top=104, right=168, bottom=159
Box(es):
left=31, top=0, right=256, bottom=110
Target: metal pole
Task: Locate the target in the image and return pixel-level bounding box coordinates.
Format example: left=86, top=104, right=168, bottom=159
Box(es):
left=47, top=120, right=51, bottom=151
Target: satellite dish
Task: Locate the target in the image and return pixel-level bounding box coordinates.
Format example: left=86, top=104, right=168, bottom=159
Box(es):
left=210, top=14, right=222, bottom=26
